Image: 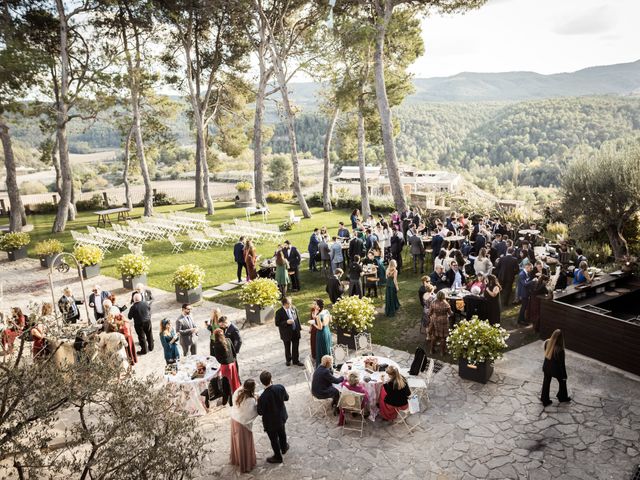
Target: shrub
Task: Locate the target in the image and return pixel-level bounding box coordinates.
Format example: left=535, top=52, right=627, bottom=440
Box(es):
left=235, top=181, right=253, bottom=192
left=19, top=180, right=48, bottom=195
left=331, top=296, right=376, bottom=332
left=116, top=253, right=151, bottom=277
left=76, top=194, right=105, bottom=211
left=73, top=245, right=104, bottom=266
left=26, top=202, right=58, bottom=215
left=171, top=264, right=205, bottom=290
left=576, top=241, right=613, bottom=266
left=153, top=191, right=175, bottom=206
left=0, top=232, right=31, bottom=251
left=268, top=155, right=292, bottom=190
left=239, top=278, right=281, bottom=307
left=266, top=192, right=294, bottom=203
left=545, top=222, right=569, bottom=241
left=34, top=239, right=64, bottom=257
left=279, top=220, right=294, bottom=232
left=446, top=316, right=509, bottom=365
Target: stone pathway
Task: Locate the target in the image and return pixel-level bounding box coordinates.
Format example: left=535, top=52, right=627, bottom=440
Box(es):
left=1, top=258, right=639, bottom=480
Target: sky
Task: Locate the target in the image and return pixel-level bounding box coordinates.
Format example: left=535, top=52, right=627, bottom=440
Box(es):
left=409, top=0, right=640, bottom=78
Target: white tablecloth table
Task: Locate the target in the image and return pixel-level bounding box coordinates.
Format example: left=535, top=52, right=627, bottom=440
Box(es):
left=164, top=355, right=220, bottom=416
left=338, top=355, right=399, bottom=421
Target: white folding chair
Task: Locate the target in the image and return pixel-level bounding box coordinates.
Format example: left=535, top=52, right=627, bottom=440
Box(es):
left=395, top=403, right=421, bottom=434
left=332, top=344, right=349, bottom=368
left=338, top=390, right=365, bottom=437
left=168, top=234, right=184, bottom=254
left=128, top=243, right=144, bottom=255
left=354, top=332, right=373, bottom=356
left=289, top=210, right=301, bottom=224
left=406, top=358, right=434, bottom=410
left=304, top=356, right=316, bottom=378
left=303, top=370, right=331, bottom=418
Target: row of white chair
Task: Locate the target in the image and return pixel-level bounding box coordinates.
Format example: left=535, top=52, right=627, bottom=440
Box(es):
left=233, top=219, right=285, bottom=242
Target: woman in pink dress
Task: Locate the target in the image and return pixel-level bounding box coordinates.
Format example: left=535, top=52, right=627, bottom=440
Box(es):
left=338, top=371, right=370, bottom=426
left=114, top=314, right=137, bottom=365
left=229, top=379, right=258, bottom=473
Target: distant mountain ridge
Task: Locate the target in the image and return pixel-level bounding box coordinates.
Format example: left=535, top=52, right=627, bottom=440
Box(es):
left=285, top=59, right=640, bottom=107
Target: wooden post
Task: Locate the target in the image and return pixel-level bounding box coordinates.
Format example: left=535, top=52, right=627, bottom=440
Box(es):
left=0, top=199, right=5, bottom=215
left=52, top=194, right=58, bottom=205
left=102, top=191, right=109, bottom=207
left=152, top=189, right=157, bottom=206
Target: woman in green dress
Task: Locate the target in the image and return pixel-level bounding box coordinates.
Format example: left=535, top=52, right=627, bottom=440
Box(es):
left=311, top=299, right=332, bottom=367
left=274, top=250, right=290, bottom=297
left=385, top=259, right=401, bottom=317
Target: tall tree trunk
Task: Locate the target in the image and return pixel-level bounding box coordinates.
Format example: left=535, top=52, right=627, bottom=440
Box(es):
left=50, top=137, right=61, bottom=195
left=253, top=70, right=268, bottom=206
left=194, top=132, right=205, bottom=208
left=606, top=224, right=628, bottom=260
left=122, top=126, right=133, bottom=210
left=322, top=107, right=339, bottom=212
left=373, top=5, right=407, bottom=212
left=52, top=0, right=74, bottom=232
left=0, top=118, right=26, bottom=231
left=197, top=120, right=214, bottom=214
left=357, top=107, right=371, bottom=218
left=273, top=64, right=311, bottom=218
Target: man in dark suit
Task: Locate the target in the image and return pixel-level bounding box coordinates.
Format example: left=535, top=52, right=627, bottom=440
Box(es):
left=274, top=297, right=302, bottom=366
left=58, top=287, right=83, bottom=324
left=431, top=233, right=444, bottom=263
left=257, top=371, right=289, bottom=464
left=88, top=284, right=110, bottom=322
left=430, top=265, right=449, bottom=292
left=326, top=268, right=345, bottom=304
left=495, top=247, right=520, bottom=306
left=130, top=283, right=153, bottom=307
left=218, top=316, right=242, bottom=354
left=409, top=233, right=425, bottom=274
left=348, top=232, right=364, bottom=262
left=517, top=263, right=535, bottom=325
left=446, top=261, right=466, bottom=288
left=308, top=229, right=321, bottom=272
left=389, top=228, right=404, bottom=273
left=233, top=236, right=246, bottom=282
left=311, top=355, right=344, bottom=410
left=283, top=240, right=301, bottom=291
left=127, top=293, right=154, bottom=354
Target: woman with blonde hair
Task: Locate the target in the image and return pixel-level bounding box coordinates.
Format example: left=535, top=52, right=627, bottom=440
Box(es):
left=541, top=329, right=571, bottom=407
left=230, top=378, right=258, bottom=473
left=206, top=307, right=223, bottom=355
left=378, top=365, right=411, bottom=421
left=384, top=259, right=401, bottom=317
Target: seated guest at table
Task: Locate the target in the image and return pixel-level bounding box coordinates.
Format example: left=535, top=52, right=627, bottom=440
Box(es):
left=389, top=228, right=404, bottom=273
left=409, top=230, right=426, bottom=274
left=330, top=236, right=344, bottom=273
left=218, top=316, right=242, bottom=354
left=274, top=250, right=291, bottom=297
left=541, top=329, right=571, bottom=407
left=2, top=307, right=25, bottom=354
left=348, top=255, right=364, bottom=298
left=230, top=379, right=258, bottom=473
left=430, top=265, right=449, bottom=292
left=573, top=261, right=592, bottom=285
left=421, top=284, right=436, bottom=336
left=446, top=261, right=466, bottom=289
left=257, top=371, right=289, bottom=464
left=484, top=274, right=502, bottom=325
left=378, top=366, right=411, bottom=421
left=434, top=249, right=448, bottom=272
left=311, top=355, right=344, bottom=413
left=310, top=299, right=332, bottom=367
left=159, top=318, right=180, bottom=365
left=114, top=313, right=137, bottom=365
left=88, top=285, right=111, bottom=322
left=385, top=260, right=401, bottom=317
left=282, top=240, right=301, bottom=292
left=130, top=282, right=154, bottom=308
left=428, top=291, right=452, bottom=355
left=468, top=272, right=486, bottom=293
left=337, top=221, right=350, bottom=238
left=213, top=328, right=241, bottom=394
left=234, top=236, right=247, bottom=283
left=58, top=287, right=83, bottom=324
left=474, top=248, right=493, bottom=276
left=338, top=371, right=370, bottom=425
left=275, top=297, right=303, bottom=367
left=326, top=268, right=345, bottom=305
left=464, top=286, right=488, bottom=321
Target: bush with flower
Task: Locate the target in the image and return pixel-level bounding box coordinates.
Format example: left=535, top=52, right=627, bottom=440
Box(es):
left=116, top=253, right=151, bottom=278
left=73, top=245, right=104, bottom=266
left=446, top=316, right=509, bottom=365
left=239, top=278, right=280, bottom=307
left=171, top=264, right=206, bottom=290
left=0, top=232, right=31, bottom=251
left=34, top=239, right=63, bottom=256
left=331, top=296, right=375, bottom=332
left=235, top=181, right=253, bottom=192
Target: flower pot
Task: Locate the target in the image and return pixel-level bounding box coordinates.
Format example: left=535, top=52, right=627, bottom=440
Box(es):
left=175, top=285, right=202, bottom=304
left=6, top=246, right=28, bottom=261
left=458, top=359, right=494, bottom=384
left=245, top=305, right=275, bottom=325
left=235, top=189, right=256, bottom=208
left=122, top=274, right=147, bottom=290
left=336, top=325, right=360, bottom=350
left=40, top=254, right=61, bottom=269
left=82, top=264, right=101, bottom=279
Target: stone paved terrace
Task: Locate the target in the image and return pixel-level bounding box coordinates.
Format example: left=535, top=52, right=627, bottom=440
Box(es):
left=1, top=258, right=639, bottom=479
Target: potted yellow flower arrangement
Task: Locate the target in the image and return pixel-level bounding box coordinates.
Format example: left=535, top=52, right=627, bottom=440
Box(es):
left=239, top=278, right=280, bottom=324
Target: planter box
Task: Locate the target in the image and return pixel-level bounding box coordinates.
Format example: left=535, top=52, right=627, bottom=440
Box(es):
left=235, top=189, right=256, bottom=208
left=336, top=326, right=360, bottom=350
left=122, top=274, right=147, bottom=290
left=40, top=254, right=62, bottom=269
left=245, top=305, right=275, bottom=325
left=6, top=246, right=28, bottom=261
left=175, top=285, right=202, bottom=304
left=458, top=359, right=494, bottom=384
left=82, top=264, right=101, bottom=279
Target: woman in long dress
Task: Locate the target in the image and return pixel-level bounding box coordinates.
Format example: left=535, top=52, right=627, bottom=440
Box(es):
left=308, top=305, right=318, bottom=362
left=274, top=250, right=290, bottom=297
left=230, top=379, right=258, bottom=473
left=114, top=314, right=137, bottom=365
left=484, top=274, right=502, bottom=326
left=159, top=318, right=180, bottom=365
left=213, top=329, right=241, bottom=394
left=311, top=299, right=332, bottom=367
left=243, top=241, right=258, bottom=281
left=384, top=260, right=401, bottom=317
left=428, top=290, right=452, bottom=356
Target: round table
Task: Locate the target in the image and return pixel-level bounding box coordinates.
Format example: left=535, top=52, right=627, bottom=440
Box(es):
left=338, top=355, right=399, bottom=421
left=165, top=355, right=220, bottom=416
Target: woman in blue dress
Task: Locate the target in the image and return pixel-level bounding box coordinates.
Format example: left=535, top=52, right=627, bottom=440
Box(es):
left=573, top=261, right=592, bottom=284
left=159, top=318, right=180, bottom=365
left=311, top=299, right=332, bottom=367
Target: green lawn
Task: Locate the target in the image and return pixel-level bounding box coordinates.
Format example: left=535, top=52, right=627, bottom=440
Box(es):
left=23, top=201, right=525, bottom=355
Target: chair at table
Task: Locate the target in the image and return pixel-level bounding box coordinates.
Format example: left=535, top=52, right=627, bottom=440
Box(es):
left=406, top=358, right=434, bottom=410
left=338, top=390, right=365, bottom=437
left=304, top=356, right=315, bottom=378
left=354, top=332, right=373, bottom=357
left=303, top=370, right=330, bottom=418
left=331, top=344, right=349, bottom=369
left=395, top=404, right=421, bottom=434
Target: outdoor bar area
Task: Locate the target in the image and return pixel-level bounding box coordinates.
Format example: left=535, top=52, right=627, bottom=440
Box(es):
left=540, top=272, right=640, bottom=376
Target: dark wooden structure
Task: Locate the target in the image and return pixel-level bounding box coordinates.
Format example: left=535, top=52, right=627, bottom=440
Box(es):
left=540, top=272, right=640, bottom=376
